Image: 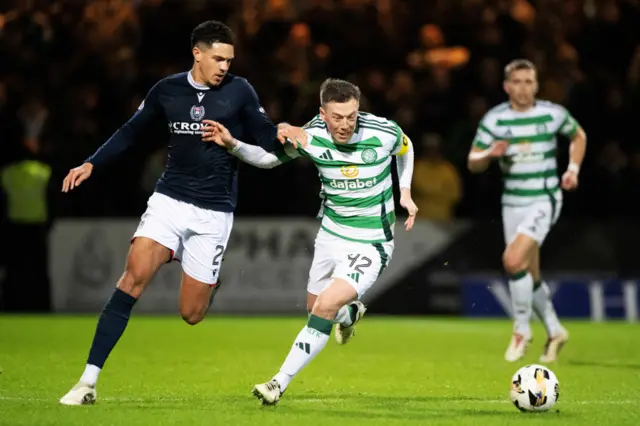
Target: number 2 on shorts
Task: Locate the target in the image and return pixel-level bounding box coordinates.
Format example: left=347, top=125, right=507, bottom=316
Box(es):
left=212, top=245, right=224, bottom=266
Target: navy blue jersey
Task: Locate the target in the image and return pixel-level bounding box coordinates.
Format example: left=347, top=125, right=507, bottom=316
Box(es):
left=86, top=71, right=279, bottom=212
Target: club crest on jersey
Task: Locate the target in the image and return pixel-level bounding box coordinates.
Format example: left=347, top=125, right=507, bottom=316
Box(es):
left=190, top=105, right=205, bottom=121
left=361, top=148, right=378, bottom=164
left=340, top=165, right=359, bottom=178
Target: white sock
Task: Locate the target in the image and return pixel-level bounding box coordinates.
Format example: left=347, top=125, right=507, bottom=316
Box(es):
left=532, top=281, right=564, bottom=337
left=273, top=315, right=332, bottom=392
left=333, top=304, right=354, bottom=327
left=80, top=364, right=101, bottom=386
left=509, top=271, right=533, bottom=337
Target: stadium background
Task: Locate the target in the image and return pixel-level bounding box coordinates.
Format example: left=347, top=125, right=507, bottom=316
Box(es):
left=1, top=0, right=639, bottom=320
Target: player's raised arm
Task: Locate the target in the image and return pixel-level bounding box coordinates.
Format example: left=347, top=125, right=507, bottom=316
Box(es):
left=62, top=83, right=162, bottom=192
left=392, top=128, right=418, bottom=231
left=467, top=118, right=509, bottom=174
left=557, top=109, right=587, bottom=191
left=202, top=120, right=300, bottom=169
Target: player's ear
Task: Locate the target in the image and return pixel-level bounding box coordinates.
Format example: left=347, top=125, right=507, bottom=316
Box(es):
left=502, top=81, right=509, bottom=94
left=319, top=106, right=326, bottom=121
left=193, top=46, right=201, bottom=63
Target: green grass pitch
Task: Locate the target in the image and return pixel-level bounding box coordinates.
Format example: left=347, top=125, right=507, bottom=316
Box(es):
left=1, top=316, right=639, bottom=425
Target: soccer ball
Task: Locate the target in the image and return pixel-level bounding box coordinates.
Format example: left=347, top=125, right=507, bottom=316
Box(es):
left=509, top=364, right=559, bottom=412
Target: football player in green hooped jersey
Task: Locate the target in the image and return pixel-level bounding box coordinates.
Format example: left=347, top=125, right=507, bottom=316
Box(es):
left=202, top=78, right=417, bottom=405
left=467, top=59, right=587, bottom=363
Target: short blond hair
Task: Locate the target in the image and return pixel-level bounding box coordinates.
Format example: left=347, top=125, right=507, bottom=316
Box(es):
left=504, top=59, right=536, bottom=80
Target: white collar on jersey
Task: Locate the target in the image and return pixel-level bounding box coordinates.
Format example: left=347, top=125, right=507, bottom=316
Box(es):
left=188, top=70, right=210, bottom=91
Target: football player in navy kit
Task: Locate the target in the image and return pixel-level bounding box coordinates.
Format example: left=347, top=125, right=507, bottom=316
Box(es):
left=59, top=20, right=306, bottom=405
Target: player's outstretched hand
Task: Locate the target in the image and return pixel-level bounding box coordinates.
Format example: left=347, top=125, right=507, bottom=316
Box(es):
left=201, top=119, right=219, bottom=143
left=561, top=169, right=578, bottom=191
left=399, top=189, right=418, bottom=231
left=202, top=120, right=236, bottom=149
left=62, top=163, right=93, bottom=192
left=489, top=140, right=509, bottom=158
left=277, top=123, right=308, bottom=148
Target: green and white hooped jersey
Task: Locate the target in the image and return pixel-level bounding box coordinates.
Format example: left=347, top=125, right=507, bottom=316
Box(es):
left=275, top=112, right=410, bottom=244
left=472, top=100, right=580, bottom=207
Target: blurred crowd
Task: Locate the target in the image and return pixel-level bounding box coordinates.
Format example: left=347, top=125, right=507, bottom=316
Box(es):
left=1, top=0, right=640, bottom=222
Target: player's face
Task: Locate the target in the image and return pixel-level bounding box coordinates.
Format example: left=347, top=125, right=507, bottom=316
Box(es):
left=504, top=69, right=538, bottom=109
left=320, top=99, right=359, bottom=143
left=193, top=42, right=234, bottom=86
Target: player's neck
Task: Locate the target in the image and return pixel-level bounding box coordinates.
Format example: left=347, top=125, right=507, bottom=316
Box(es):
left=509, top=101, right=535, bottom=112
left=190, top=66, right=208, bottom=87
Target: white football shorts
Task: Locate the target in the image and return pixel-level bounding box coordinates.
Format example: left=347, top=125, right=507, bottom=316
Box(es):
left=307, top=228, right=394, bottom=299
left=133, top=192, right=233, bottom=285
left=502, top=199, right=562, bottom=246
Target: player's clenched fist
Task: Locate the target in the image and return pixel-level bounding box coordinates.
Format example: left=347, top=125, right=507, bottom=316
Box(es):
left=61, top=163, right=93, bottom=192
left=561, top=169, right=579, bottom=191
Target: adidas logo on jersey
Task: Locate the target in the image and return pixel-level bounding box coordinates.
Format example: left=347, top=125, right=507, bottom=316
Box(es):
left=328, top=177, right=378, bottom=190
left=319, top=150, right=334, bottom=160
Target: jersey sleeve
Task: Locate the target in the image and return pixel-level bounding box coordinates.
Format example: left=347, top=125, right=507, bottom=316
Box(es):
left=86, top=81, right=163, bottom=167
left=239, top=79, right=279, bottom=152
left=390, top=122, right=412, bottom=156
left=557, top=107, right=580, bottom=139
left=272, top=143, right=303, bottom=163
left=472, top=115, right=497, bottom=150
left=389, top=121, right=407, bottom=155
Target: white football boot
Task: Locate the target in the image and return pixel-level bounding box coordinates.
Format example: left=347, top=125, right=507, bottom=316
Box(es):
left=59, top=381, right=97, bottom=405
left=504, top=333, right=532, bottom=362
left=539, top=329, right=569, bottom=363
left=252, top=379, right=282, bottom=406
left=335, top=301, right=367, bottom=345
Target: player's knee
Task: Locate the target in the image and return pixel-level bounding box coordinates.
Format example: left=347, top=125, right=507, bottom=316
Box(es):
left=502, top=249, right=528, bottom=274
left=181, top=307, right=206, bottom=326
left=311, top=298, right=340, bottom=320
left=311, top=285, right=354, bottom=319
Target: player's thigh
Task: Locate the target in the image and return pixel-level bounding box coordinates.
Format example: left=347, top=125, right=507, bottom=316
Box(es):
left=119, top=237, right=172, bottom=297
left=332, top=240, right=393, bottom=300
left=307, top=230, right=337, bottom=300
left=123, top=193, right=182, bottom=297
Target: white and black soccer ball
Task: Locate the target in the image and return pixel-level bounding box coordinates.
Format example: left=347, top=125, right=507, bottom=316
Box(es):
left=510, top=364, right=560, bottom=412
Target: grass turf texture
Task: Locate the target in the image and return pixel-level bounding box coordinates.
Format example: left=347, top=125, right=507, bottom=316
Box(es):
left=1, top=316, right=639, bottom=425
